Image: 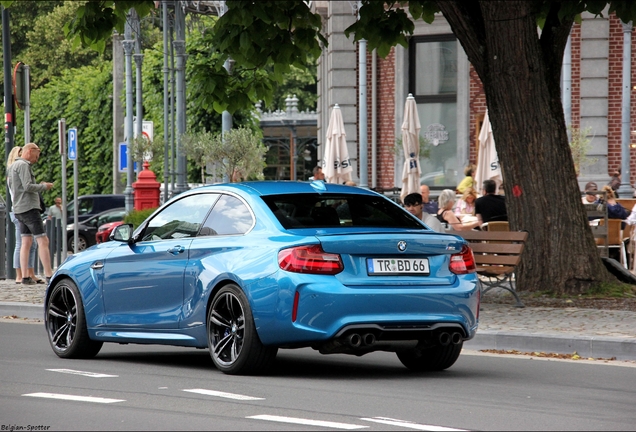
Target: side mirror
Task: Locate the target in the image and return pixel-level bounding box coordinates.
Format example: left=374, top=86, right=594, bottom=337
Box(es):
left=111, top=223, right=134, bottom=244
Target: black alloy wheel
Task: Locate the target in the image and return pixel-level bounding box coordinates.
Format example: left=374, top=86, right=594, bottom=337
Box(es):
left=207, top=284, right=277, bottom=375
left=45, top=279, right=102, bottom=358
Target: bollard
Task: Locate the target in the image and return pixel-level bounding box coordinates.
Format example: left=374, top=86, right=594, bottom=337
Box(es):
left=0, top=201, right=5, bottom=279
left=56, top=219, right=63, bottom=268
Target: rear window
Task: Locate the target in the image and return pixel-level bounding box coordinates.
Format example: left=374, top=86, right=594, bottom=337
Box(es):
left=261, top=194, right=424, bottom=229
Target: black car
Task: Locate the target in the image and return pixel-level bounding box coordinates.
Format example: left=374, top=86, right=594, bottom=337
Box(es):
left=66, top=194, right=125, bottom=225
left=67, top=207, right=127, bottom=252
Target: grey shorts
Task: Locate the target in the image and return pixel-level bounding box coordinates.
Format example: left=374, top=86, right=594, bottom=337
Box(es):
left=15, top=209, right=46, bottom=238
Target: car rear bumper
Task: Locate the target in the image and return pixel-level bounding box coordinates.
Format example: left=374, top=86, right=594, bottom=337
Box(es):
left=254, top=272, right=479, bottom=346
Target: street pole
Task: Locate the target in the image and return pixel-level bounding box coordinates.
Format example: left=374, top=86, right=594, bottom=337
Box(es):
left=173, top=4, right=187, bottom=194
left=162, top=0, right=170, bottom=202
left=133, top=10, right=144, bottom=177
left=618, top=21, right=633, bottom=198
left=123, top=28, right=135, bottom=212
left=2, top=6, right=15, bottom=279
left=358, top=38, right=368, bottom=188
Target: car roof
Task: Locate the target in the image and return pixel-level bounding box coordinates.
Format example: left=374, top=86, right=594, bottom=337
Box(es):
left=77, top=194, right=125, bottom=199
left=188, top=181, right=380, bottom=198
left=81, top=207, right=126, bottom=223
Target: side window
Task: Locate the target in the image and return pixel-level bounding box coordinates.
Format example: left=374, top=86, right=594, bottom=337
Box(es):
left=78, top=199, right=93, bottom=215
left=142, top=193, right=219, bottom=241
left=200, top=195, right=253, bottom=236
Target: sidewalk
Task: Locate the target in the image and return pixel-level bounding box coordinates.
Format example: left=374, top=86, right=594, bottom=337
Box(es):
left=1, top=278, right=635, bottom=361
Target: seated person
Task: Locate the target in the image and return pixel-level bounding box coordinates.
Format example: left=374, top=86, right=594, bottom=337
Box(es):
left=436, top=189, right=479, bottom=231
left=601, top=185, right=629, bottom=221
left=454, top=187, right=478, bottom=219
left=582, top=181, right=598, bottom=204
left=420, top=184, right=439, bottom=214
left=475, top=179, right=507, bottom=225
left=403, top=192, right=444, bottom=233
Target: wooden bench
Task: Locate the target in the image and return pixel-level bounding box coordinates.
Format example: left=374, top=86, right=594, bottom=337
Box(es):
left=452, top=230, right=528, bottom=308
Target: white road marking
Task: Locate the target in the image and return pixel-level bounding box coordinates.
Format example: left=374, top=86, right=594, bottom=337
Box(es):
left=247, top=415, right=368, bottom=430
left=46, top=368, right=118, bottom=378
left=183, top=388, right=264, bottom=401
left=23, top=392, right=125, bottom=404
left=361, top=417, right=466, bottom=431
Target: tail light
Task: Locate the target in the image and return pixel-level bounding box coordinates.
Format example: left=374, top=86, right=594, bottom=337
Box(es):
left=449, top=244, right=476, bottom=274
left=278, top=244, right=344, bottom=275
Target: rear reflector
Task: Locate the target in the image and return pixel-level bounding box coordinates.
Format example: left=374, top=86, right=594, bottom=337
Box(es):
left=278, top=244, right=344, bottom=275
left=449, top=244, right=476, bottom=274
left=292, top=291, right=300, bottom=322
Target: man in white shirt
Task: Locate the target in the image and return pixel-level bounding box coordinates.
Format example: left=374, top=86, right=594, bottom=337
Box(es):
left=403, top=192, right=445, bottom=233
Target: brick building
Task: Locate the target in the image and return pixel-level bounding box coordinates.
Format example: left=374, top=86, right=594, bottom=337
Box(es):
left=313, top=2, right=636, bottom=195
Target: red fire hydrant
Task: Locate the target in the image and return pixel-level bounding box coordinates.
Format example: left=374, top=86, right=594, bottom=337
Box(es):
left=132, top=161, right=160, bottom=210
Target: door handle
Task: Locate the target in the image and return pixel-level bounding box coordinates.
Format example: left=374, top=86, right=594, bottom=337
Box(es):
left=167, top=246, right=185, bottom=255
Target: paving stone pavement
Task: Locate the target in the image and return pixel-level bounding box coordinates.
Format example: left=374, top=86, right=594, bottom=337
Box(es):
left=1, top=278, right=635, bottom=361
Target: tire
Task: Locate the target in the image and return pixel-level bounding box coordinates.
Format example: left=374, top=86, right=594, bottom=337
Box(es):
left=207, top=284, right=277, bottom=375
left=68, top=235, right=88, bottom=251
left=397, top=341, right=463, bottom=372
left=45, top=278, right=103, bottom=359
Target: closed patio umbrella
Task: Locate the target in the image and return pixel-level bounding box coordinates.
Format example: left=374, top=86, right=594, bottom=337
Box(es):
left=400, top=94, right=421, bottom=202
left=322, top=104, right=352, bottom=184
left=475, top=110, right=502, bottom=193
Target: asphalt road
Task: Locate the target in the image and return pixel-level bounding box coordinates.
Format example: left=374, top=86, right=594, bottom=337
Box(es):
left=1, top=321, right=636, bottom=431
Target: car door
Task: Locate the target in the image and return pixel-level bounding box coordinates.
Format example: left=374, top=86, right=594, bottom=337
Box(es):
left=182, top=194, right=256, bottom=326
left=101, top=193, right=219, bottom=329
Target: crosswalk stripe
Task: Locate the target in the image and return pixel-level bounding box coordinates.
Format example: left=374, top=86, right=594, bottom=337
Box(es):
left=183, top=388, right=264, bottom=400
left=47, top=369, right=118, bottom=378
left=23, top=392, right=125, bottom=404
left=247, top=414, right=368, bottom=430
left=361, top=417, right=466, bottom=431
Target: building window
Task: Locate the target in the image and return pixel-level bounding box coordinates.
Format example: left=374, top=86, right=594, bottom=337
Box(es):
left=409, top=35, right=458, bottom=189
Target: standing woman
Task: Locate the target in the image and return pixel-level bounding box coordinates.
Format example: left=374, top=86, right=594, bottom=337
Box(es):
left=437, top=189, right=479, bottom=231
left=456, top=164, right=475, bottom=194
left=7, top=147, right=41, bottom=284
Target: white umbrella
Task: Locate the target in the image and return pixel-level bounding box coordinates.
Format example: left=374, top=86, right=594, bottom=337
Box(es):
left=322, top=104, right=352, bottom=183
left=475, top=110, right=502, bottom=193
left=400, top=94, right=421, bottom=202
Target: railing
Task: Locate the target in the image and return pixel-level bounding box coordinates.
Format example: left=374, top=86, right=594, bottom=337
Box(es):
left=1, top=214, right=65, bottom=280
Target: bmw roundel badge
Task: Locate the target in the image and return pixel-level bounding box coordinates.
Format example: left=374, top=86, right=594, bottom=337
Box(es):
left=397, top=241, right=407, bottom=252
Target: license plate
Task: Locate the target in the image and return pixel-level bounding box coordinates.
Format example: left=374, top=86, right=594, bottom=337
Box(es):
left=367, top=258, right=430, bottom=275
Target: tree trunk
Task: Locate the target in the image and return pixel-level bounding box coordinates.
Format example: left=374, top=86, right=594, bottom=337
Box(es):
left=437, top=1, right=614, bottom=294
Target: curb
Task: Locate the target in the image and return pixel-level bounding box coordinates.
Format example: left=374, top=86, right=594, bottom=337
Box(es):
left=2, top=302, right=635, bottom=361
left=0, top=302, right=43, bottom=320
left=466, top=331, right=636, bottom=361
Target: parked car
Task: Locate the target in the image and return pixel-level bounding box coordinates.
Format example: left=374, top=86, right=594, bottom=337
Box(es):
left=45, top=181, right=479, bottom=375
left=66, top=194, right=125, bottom=225
left=95, top=221, right=125, bottom=244
left=67, top=208, right=127, bottom=252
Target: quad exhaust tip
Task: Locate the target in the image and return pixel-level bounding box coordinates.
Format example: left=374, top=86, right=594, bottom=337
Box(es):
left=439, top=332, right=463, bottom=346
left=346, top=333, right=377, bottom=348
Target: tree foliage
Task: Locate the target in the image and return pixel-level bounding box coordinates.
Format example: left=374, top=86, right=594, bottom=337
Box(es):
left=10, top=64, right=114, bottom=204
left=182, top=127, right=267, bottom=183
left=21, top=1, right=109, bottom=88
left=568, top=126, right=594, bottom=177
left=25, top=0, right=321, bottom=114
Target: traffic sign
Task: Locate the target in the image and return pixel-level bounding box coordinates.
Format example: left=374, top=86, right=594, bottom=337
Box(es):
left=119, top=142, right=138, bottom=172
left=68, top=128, right=77, bottom=161
left=132, top=120, right=154, bottom=142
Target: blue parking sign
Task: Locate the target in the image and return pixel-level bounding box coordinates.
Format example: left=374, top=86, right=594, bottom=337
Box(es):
left=68, top=128, right=77, bottom=161
left=119, top=142, right=137, bottom=172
